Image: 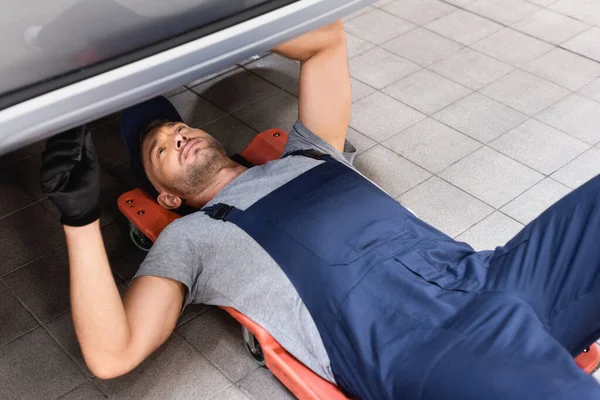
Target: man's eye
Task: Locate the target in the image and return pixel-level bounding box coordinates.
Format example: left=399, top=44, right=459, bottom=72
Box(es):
left=158, top=148, right=164, bottom=157
left=177, top=126, right=183, bottom=133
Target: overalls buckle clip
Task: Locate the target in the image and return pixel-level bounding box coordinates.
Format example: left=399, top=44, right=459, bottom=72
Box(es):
left=210, top=203, right=233, bottom=221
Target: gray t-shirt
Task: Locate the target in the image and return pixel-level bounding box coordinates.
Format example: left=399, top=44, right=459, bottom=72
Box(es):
left=135, top=121, right=357, bottom=383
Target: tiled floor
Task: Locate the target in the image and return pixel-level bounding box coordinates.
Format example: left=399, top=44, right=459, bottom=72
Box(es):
left=2, top=0, right=600, bottom=398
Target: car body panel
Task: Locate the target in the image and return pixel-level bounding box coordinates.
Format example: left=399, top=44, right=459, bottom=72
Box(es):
left=0, top=0, right=374, bottom=155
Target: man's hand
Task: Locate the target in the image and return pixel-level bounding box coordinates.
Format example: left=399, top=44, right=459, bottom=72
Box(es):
left=273, top=21, right=351, bottom=152
left=41, top=126, right=184, bottom=380
left=41, top=126, right=100, bottom=226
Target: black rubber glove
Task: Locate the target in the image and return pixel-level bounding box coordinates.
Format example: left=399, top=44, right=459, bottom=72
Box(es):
left=40, top=126, right=101, bottom=227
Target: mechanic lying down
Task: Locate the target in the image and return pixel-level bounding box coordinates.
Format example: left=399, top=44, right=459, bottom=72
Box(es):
left=40, top=21, right=600, bottom=400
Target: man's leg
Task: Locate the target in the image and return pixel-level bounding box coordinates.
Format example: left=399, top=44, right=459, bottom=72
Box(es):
left=484, top=174, right=600, bottom=355
left=421, top=292, right=600, bottom=400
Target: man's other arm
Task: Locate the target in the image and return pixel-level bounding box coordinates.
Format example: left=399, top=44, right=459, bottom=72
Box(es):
left=273, top=21, right=351, bottom=152
left=40, top=128, right=184, bottom=380
left=65, top=222, right=185, bottom=379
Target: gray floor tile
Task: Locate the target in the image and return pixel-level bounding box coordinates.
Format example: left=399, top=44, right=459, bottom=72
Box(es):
left=91, top=119, right=131, bottom=169
left=342, top=5, right=375, bottom=21
left=209, top=386, right=250, bottom=400
left=0, top=204, right=65, bottom=276
left=382, top=0, right=456, bottom=25
left=7, top=153, right=45, bottom=201
left=444, top=0, right=476, bottom=5
left=350, top=92, right=426, bottom=142
left=399, top=177, right=493, bottom=237
left=46, top=312, right=93, bottom=378
left=526, top=0, right=559, bottom=4
left=233, top=91, right=298, bottom=133
left=178, top=308, right=259, bottom=383
left=425, top=10, right=503, bottom=45
left=104, top=161, right=137, bottom=191
left=549, top=0, right=600, bottom=25
left=202, top=116, right=259, bottom=157
left=433, top=93, right=528, bottom=143
left=58, top=382, right=107, bottom=400
left=430, top=48, right=514, bottom=90
left=551, top=147, right=600, bottom=189
left=512, top=9, right=591, bottom=45
left=346, top=33, right=376, bottom=59
left=177, top=303, right=210, bottom=328
left=97, top=169, right=129, bottom=228
left=563, top=28, right=600, bottom=63
left=344, top=9, right=416, bottom=45
left=351, top=78, right=377, bottom=103
left=0, top=168, right=36, bottom=218
left=244, top=54, right=300, bottom=89
left=383, top=118, right=481, bottom=173
left=465, top=0, right=540, bottom=24
left=283, top=82, right=299, bottom=98
left=382, top=69, right=472, bottom=114
left=355, top=145, right=431, bottom=197
left=101, top=223, right=146, bottom=282
left=480, top=70, right=570, bottom=115
left=439, top=147, right=544, bottom=207
left=4, top=248, right=74, bottom=323
left=0, top=139, right=45, bottom=167
left=163, top=86, right=187, bottom=98
left=87, top=113, right=120, bottom=131
left=237, top=368, right=294, bottom=400
left=455, top=212, right=524, bottom=251
left=382, top=28, right=464, bottom=67
left=0, top=328, right=86, bottom=400
left=350, top=48, right=420, bottom=89
left=523, top=48, right=600, bottom=91
left=501, top=178, right=571, bottom=225
left=170, top=86, right=228, bottom=124
left=536, top=94, right=600, bottom=145
left=191, top=70, right=275, bottom=119
left=96, top=334, right=231, bottom=399
left=579, top=77, right=600, bottom=103
left=347, top=128, right=377, bottom=155
left=490, top=119, right=589, bottom=174
left=0, top=282, right=38, bottom=347
left=471, top=28, right=553, bottom=67
left=374, top=0, right=395, bottom=6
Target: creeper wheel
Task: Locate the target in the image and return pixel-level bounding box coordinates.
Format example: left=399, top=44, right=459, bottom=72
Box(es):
left=242, top=326, right=265, bottom=367
left=129, top=223, right=152, bottom=252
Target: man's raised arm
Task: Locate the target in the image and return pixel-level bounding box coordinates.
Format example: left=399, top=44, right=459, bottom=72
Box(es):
left=40, top=128, right=185, bottom=379
left=273, top=21, right=351, bottom=152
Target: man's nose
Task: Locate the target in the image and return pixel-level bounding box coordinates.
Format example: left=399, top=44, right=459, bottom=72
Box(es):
left=174, top=133, right=188, bottom=150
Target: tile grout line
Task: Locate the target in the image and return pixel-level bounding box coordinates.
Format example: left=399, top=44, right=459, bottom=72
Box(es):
left=0, top=277, right=40, bottom=349
left=0, top=279, right=99, bottom=396
left=189, top=61, right=297, bottom=122
left=424, top=1, right=599, bottom=68
left=55, top=380, right=108, bottom=400
left=174, top=331, right=243, bottom=386
left=1, top=242, right=67, bottom=278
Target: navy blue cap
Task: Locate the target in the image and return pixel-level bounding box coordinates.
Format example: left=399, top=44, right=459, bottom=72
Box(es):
left=120, top=96, right=183, bottom=190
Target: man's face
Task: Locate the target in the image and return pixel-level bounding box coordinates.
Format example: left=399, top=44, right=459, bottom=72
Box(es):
left=140, top=121, right=228, bottom=200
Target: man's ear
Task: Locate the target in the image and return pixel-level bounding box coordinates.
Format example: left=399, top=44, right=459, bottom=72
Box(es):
left=157, top=192, right=182, bottom=210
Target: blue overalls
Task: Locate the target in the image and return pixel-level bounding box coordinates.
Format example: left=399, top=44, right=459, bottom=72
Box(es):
left=203, top=151, right=600, bottom=400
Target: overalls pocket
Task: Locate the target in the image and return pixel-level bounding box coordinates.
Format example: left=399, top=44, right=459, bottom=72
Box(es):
left=395, top=240, right=482, bottom=292
left=268, top=168, right=416, bottom=266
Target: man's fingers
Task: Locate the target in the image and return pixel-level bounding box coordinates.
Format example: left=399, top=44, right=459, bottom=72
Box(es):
left=40, top=154, right=75, bottom=184
left=82, top=130, right=98, bottom=164
left=40, top=170, right=70, bottom=194
left=43, top=126, right=87, bottom=163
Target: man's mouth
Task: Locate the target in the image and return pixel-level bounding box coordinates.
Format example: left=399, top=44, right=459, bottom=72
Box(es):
left=182, top=139, right=200, bottom=161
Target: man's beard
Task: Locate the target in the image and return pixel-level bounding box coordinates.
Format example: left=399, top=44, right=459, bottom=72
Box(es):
left=166, top=138, right=228, bottom=197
